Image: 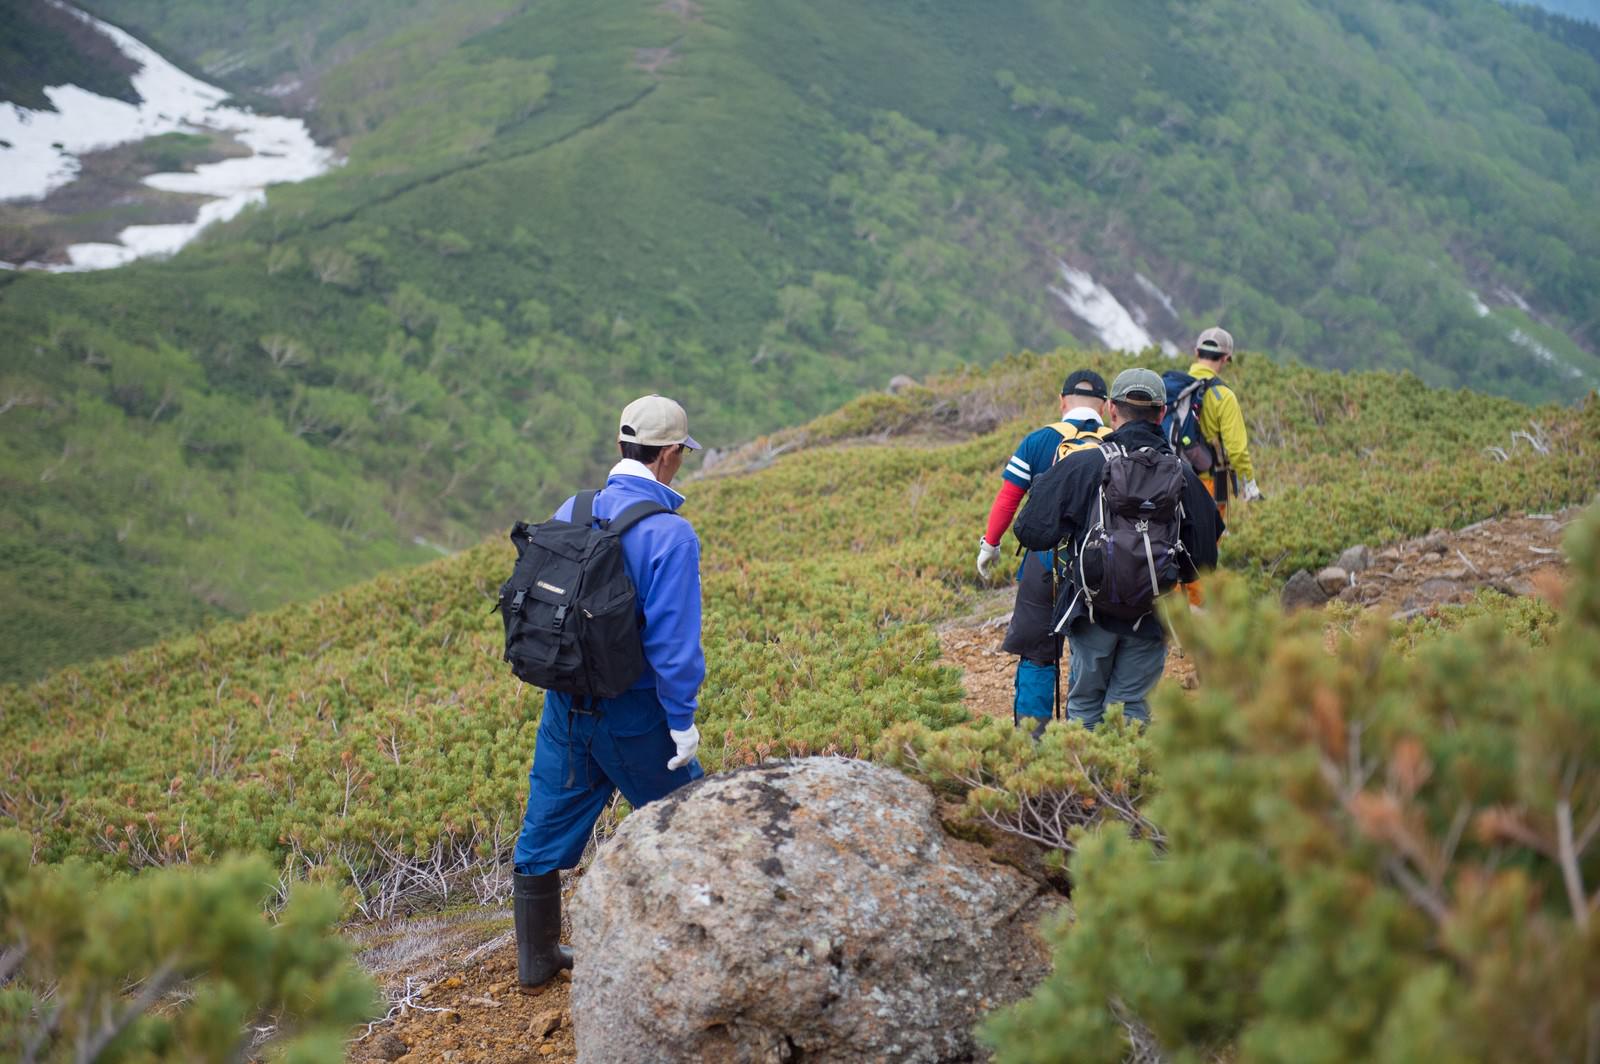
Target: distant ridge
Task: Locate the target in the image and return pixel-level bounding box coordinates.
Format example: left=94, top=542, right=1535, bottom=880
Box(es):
left=3, top=0, right=1599, bottom=680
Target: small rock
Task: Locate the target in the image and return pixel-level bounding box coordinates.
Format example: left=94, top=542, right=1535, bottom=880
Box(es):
left=887, top=374, right=919, bottom=395
left=1315, top=566, right=1350, bottom=595
left=538, top=1046, right=557, bottom=1057
left=1336, top=544, right=1373, bottom=574
left=1440, top=566, right=1470, bottom=581
left=1419, top=530, right=1449, bottom=555
left=1281, top=570, right=1330, bottom=610
left=1376, top=547, right=1401, bottom=563
left=1403, top=578, right=1462, bottom=610
left=1490, top=577, right=1537, bottom=597
left=530, top=1010, right=563, bottom=1039
left=374, top=1034, right=409, bottom=1062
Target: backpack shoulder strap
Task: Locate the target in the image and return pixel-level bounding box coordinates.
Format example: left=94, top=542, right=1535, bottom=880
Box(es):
left=571, top=490, right=599, bottom=528
left=1050, top=421, right=1109, bottom=457
left=1047, top=420, right=1079, bottom=439
left=1048, top=420, right=1108, bottom=440
left=605, top=500, right=671, bottom=536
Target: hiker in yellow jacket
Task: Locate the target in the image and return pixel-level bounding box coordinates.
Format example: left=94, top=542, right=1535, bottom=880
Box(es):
left=1187, top=326, right=1260, bottom=517
left=1182, top=327, right=1260, bottom=607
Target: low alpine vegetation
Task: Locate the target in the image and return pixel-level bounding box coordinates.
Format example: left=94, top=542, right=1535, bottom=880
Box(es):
left=2, top=350, right=1594, bottom=918
left=979, top=510, right=1600, bottom=1063
left=0, top=831, right=377, bottom=1062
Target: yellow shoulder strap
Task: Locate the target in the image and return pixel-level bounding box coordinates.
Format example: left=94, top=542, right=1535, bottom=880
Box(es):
left=1049, top=421, right=1109, bottom=461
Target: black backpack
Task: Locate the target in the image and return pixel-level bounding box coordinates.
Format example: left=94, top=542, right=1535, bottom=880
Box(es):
left=497, top=490, right=667, bottom=699
left=1071, top=444, right=1196, bottom=623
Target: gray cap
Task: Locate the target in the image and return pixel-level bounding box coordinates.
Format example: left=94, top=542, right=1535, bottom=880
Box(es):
left=1109, top=368, right=1167, bottom=408
left=618, top=394, right=701, bottom=449
left=1196, top=326, right=1234, bottom=359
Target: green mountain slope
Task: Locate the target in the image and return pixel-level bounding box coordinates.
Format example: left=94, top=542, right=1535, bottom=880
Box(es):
left=3, top=0, right=1600, bottom=680
left=1516, top=0, right=1600, bottom=24
left=5, top=351, right=1597, bottom=889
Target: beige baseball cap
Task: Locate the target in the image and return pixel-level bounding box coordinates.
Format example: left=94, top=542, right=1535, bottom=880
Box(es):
left=618, top=394, right=701, bottom=449
left=1196, top=326, right=1234, bottom=359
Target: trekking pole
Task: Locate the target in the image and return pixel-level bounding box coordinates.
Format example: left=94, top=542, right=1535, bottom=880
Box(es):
left=1051, top=546, right=1062, bottom=721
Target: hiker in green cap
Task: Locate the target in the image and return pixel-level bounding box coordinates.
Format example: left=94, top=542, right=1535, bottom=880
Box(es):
left=1013, top=369, right=1223, bottom=728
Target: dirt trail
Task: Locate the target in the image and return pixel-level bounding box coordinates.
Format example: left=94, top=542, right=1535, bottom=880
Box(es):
left=937, top=507, right=1579, bottom=723
left=347, top=509, right=1579, bottom=1061
left=348, top=915, right=576, bottom=1064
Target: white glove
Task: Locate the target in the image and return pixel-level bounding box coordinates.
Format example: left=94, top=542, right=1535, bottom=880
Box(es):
left=1241, top=479, right=1263, bottom=502
left=667, top=725, right=700, bottom=771
left=976, top=536, right=1001, bottom=581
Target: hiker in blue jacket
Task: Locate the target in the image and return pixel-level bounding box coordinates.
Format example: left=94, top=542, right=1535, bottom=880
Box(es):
left=511, top=394, right=706, bottom=991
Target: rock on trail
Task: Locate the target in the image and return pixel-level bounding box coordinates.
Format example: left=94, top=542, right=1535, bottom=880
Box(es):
left=570, top=758, right=1054, bottom=1063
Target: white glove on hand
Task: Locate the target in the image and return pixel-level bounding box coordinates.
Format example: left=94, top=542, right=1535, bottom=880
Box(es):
left=1241, top=479, right=1263, bottom=502
left=667, top=725, right=700, bottom=771
left=976, top=536, right=1001, bottom=581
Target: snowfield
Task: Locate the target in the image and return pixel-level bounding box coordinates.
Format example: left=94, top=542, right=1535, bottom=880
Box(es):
left=0, top=1, right=333, bottom=270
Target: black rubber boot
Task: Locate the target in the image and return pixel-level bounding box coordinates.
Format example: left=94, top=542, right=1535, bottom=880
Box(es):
left=514, top=871, right=574, bottom=991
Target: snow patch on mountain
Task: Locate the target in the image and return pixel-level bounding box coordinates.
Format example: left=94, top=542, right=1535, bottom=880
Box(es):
left=1134, top=272, right=1179, bottom=319
left=0, top=1, right=333, bottom=270
left=1050, top=261, right=1161, bottom=354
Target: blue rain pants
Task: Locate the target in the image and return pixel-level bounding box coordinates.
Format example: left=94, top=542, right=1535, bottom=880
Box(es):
left=1012, top=654, right=1081, bottom=723
left=513, top=686, right=702, bottom=876
left=1013, top=659, right=1057, bottom=723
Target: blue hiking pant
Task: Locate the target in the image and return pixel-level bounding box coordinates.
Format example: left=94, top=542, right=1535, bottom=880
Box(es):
left=1013, top=657, right=1080, bottom=722
left=1006, top=551, right=1068, bottom=723
left=513, top=687, right=702, bottom=876
left=1064, top=623, right=1166, bottom=730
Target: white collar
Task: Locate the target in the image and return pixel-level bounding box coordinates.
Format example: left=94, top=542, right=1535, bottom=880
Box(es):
left=1064, top=405, right=1103, bottom=425
left=608, top=458, right=687, bottom=506
left=608, top=458, right=658, bottom=481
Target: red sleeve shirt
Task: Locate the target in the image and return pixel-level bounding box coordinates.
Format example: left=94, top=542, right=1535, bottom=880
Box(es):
left=983, top=480, right=1027, bottom=546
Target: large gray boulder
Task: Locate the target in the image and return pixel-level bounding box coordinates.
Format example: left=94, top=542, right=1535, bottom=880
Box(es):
left=570, top=758, right=1053, bottom=1063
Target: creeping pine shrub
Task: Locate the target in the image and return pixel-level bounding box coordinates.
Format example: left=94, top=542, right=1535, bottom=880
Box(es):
left=983, top=507, right=1600, bottom=1064
left=0, top=832, right=377, bottom=1063
left=878, top=714, right=1158, bottom=869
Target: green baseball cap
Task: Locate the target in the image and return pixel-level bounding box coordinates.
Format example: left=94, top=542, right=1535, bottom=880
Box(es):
left=1109, top=368, right=1167, bottom=408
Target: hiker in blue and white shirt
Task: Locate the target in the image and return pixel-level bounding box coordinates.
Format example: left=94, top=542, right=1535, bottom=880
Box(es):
left=976, top=369, right=1111, bottom=737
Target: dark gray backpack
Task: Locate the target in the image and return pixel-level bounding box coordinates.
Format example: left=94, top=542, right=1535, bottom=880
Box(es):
left=1071, top=444, right=1196, bottom=623
left=497, top=491, right=666, bottom=698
